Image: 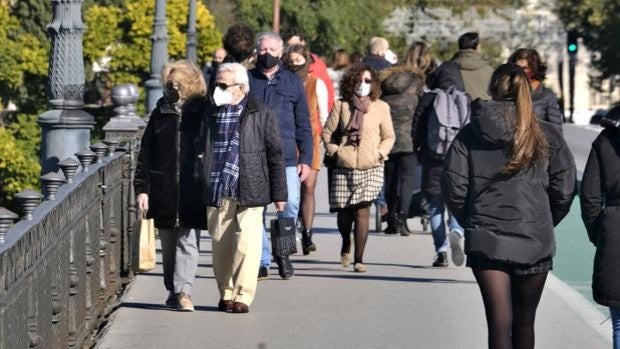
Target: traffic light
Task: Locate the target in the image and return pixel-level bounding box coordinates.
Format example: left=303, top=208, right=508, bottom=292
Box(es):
left=567, top=30, right=579, bottom=54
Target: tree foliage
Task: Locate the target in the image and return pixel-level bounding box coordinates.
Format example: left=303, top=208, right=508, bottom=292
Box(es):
left=0, top=127, right=41, bottom=208
left=556, top=0, right=620, bottom=81
left=84, top=0, right=222, bottom=85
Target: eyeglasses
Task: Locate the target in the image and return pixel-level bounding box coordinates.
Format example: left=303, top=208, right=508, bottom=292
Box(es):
left=362, top=78, right=372, bottom=84
left=215, top=82, right=242, bottom=90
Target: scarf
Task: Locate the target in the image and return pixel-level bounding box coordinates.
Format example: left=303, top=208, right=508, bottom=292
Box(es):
left=345, top=95, right=371, bottom=145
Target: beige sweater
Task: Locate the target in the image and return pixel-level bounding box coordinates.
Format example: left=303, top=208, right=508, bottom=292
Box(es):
left=322, top=99, right=395, bottom=170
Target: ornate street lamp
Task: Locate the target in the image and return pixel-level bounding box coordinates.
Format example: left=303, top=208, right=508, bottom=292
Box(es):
left=145, top=0, right=169, bottom=115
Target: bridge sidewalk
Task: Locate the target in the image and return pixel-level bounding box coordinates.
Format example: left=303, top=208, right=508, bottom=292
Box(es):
left=96, top=213, right=611, bottom=348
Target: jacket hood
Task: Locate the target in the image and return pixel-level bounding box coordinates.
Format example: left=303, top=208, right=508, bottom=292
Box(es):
left=380, top=67, right=421, bottom=95
left=470, top=99, right=516, bottom=146
left=452, top=49, right=489, bottom=71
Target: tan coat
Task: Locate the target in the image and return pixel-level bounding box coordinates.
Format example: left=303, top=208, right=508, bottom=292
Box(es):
left=322, top=99, right=395, bottom=170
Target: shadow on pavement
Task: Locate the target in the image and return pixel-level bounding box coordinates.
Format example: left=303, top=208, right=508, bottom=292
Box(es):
left=119, top=302, right=219, bottom=312
left=292, top=259, right=434, bottom=270
left=293, top=273, right=476, bottom=284
left=138, top=272, right=215, bottom=280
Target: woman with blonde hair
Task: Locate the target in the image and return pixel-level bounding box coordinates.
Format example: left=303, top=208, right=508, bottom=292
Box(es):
left=403, top=41, right=436, bottom=80
left=442, top=63, right=576, bottom=348
left=135, top=59, right=207, bottom=312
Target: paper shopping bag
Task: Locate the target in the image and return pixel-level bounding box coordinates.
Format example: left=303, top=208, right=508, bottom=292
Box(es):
left=133, top=214, right=156, bottom=273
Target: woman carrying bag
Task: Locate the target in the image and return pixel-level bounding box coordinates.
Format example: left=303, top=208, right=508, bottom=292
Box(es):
left=322, top=63, right=395, bottom=272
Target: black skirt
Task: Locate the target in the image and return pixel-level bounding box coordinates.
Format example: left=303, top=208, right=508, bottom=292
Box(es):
left=466, top=255, right=553, bottom=276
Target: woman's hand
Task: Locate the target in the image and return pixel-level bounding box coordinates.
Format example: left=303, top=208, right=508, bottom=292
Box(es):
left=137, top=193, right=149, bottom=213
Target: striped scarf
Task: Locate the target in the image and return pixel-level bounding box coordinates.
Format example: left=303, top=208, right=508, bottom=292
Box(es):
left=209, top=101, right=244, bottom=207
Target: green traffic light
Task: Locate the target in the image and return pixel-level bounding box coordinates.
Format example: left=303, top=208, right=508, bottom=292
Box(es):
left=568, top=43, right=577, bottom=52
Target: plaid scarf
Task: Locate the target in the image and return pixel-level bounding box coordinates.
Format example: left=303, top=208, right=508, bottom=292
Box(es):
left=209, top=100, right=245, bottom=207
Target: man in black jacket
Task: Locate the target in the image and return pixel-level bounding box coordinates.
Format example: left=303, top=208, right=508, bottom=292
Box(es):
left=200, top=62, right=287, bottom=313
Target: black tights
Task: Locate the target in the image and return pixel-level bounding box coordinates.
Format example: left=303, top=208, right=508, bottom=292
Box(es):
left=473, top=269, right=548, bottom=349
left=337, top=204, right=370, bottom=263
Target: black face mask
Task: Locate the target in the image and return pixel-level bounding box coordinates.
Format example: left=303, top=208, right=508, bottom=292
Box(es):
left=257, top=53, right=280, bottom=70
left=163, top=81, right=180, bottom=104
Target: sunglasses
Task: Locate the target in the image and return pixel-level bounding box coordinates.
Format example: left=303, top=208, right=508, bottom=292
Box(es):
left=362, top=78, right=372, bottom=84
left=215, top=82, right=242, bottom=90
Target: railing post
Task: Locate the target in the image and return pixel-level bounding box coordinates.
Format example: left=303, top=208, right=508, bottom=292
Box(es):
left=0, top=207, right=19, bottom=244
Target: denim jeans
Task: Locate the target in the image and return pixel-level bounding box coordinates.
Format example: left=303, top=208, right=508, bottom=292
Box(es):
left=261, top=166, right=301, bottom=267
left=427, top=194, right=464, bottom=253
left=611, top=306, right=620, bottom=349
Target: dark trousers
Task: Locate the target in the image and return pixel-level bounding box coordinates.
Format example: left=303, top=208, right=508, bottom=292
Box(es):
left=384, top=152, right=418, bottom=216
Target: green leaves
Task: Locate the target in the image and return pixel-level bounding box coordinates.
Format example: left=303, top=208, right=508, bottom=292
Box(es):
left=0, top=127, right=41, bottom=208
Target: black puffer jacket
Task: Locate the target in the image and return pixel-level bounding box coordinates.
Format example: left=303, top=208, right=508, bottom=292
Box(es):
left=442, top=99, right=576, bottom=264
left=135, top=97, right=207, bottom=230
left=532, top=86, right=563, bottom=135
left=580, top=127, right=620, bottom=307
left=380, top=67, right=424, bottom=154
left=199, top=96, right=287, bottom=208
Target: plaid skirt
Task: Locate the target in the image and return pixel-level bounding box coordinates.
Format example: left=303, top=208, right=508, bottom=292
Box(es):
left=329, top=166, right=383, bottom=212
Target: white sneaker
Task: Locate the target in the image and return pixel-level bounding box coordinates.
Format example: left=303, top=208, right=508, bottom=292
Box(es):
left=449, top=230, right=465, bottom=266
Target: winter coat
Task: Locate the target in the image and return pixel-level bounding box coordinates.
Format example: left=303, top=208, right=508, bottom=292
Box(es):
left=452, top=49, right=494, bottom=101
left=580, top=127, right=620, bottom=307
left=532, top=85, right=563, bottom=135
left=380, top=67, right=424, bottom=154
left=322, top=99, right=395, bottom=170
left=135, top=97, right=207, bottom=230
left=248, top=64, right=313, bottom=167
left=362, top=54, right=392, bottom=72
left=309, top=53, right=335, bottom=111
left=199, top=96, right=288, bottom=208
left=442, top=99, right=576, bottom=265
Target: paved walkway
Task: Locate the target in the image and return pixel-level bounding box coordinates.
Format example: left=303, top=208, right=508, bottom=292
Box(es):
left=97, top=166, right=611, bottom=348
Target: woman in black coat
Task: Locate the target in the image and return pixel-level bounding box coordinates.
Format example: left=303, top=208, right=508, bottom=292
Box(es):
left=509, top=48, right=563, bottom=134
left=580, top=105, right=620, bottom=347
left=135, top=60, right=207, bottom=311
left=442, top=63, right=576, bottom=348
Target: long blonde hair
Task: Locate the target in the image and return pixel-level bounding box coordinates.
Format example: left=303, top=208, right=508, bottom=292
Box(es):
left=160, top=59, right=207, bottom=100
left=489, top=63, right=548, bottom=174
left=403, top=41, right=435, bottom=79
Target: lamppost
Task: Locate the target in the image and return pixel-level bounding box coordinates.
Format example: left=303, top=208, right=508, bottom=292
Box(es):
left=38, top=0, right=95, bottom=175
left=145, top=0, right=169, bottom=115
left=187, top=0, right=197, bottom=63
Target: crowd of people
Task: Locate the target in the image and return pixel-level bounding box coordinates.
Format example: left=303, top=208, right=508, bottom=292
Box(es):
left=133, top=23, right=619, bottom=348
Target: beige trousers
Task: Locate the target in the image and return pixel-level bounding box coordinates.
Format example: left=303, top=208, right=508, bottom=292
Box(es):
left=207, top=198, right=263, bottom=306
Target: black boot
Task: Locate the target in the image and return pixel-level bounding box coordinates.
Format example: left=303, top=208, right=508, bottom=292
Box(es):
left=397, top=213, right=410, bottom=236
left=274, top=255, right=294, bottom=279
left=384, top=213, right=400, bottom=235
left=301, top=228, right=317, bottom=255
left=432, top=252, right=448, bottom=267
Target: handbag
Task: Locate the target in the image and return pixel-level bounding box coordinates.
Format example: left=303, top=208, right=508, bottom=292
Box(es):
left=323, top=101, right=345, bottom=168
left=132, top=211, right=156, bottom=273
left=269, top=217, right=297, bottom=256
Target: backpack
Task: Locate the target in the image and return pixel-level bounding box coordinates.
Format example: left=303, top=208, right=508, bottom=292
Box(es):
left=426, top=86, right=471, bottom=159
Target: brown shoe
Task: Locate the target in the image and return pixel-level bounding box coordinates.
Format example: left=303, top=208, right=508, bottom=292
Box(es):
left=177, top=292, right=194, bottom=312
left=218, top=299, right=233, bottom=312
left=231, top=302, right=249, bottom=313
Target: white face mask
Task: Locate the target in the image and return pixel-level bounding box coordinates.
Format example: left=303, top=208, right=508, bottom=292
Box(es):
left=384, top=49, right=397, bottom=64
left=213, top=86, right=233, bottom=106
left=355, top=82, right=371, bottom=97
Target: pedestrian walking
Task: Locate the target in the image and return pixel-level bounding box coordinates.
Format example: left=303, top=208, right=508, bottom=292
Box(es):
left=322, top=63, right=395, bottom=272
left=362, top=37, right=393, bottom=72
left=198, top=62, right=287, bottom=314
left=283, top=44, right=329, bottom=255
left=508, top=48, right=563, bottom=134
left=135, top=59, right=208, bottom=312
left=412, top=48, right=467, bottom=267
left=327, top=49, right=350, bottom=100
left=379, top=42, right=427, bottom=236
left=580, top=104, right=620, bottom=348
left=442, top=63, right=576, bottom=348
left=451, top=32, right=494, bottom=100
left=283, top=28, right=335, bottom=111
left=248, top=32, right=313, bottom=280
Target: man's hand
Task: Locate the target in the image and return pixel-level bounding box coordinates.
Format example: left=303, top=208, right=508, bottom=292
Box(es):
left=137, top=193, right=149, bottom=213
left=274, top=201, right=286, bottom=212
left=297, top=163, right=311, bottom=182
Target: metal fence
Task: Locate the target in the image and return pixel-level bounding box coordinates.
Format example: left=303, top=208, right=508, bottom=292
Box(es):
left=0, top=140, right=137, bottom=348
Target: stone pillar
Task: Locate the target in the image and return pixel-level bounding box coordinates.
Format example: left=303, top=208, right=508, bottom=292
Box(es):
left=38, top=0, right=95, bottom=174
left=145, top=0, right=169, bottom=115
left=186, top=0, right=198, bottom=63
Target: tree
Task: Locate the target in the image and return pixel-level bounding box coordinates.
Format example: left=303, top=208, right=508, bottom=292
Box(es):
left=556, top=0, right=620, bottom=84
left=0, top=127, right=41, bottom=208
